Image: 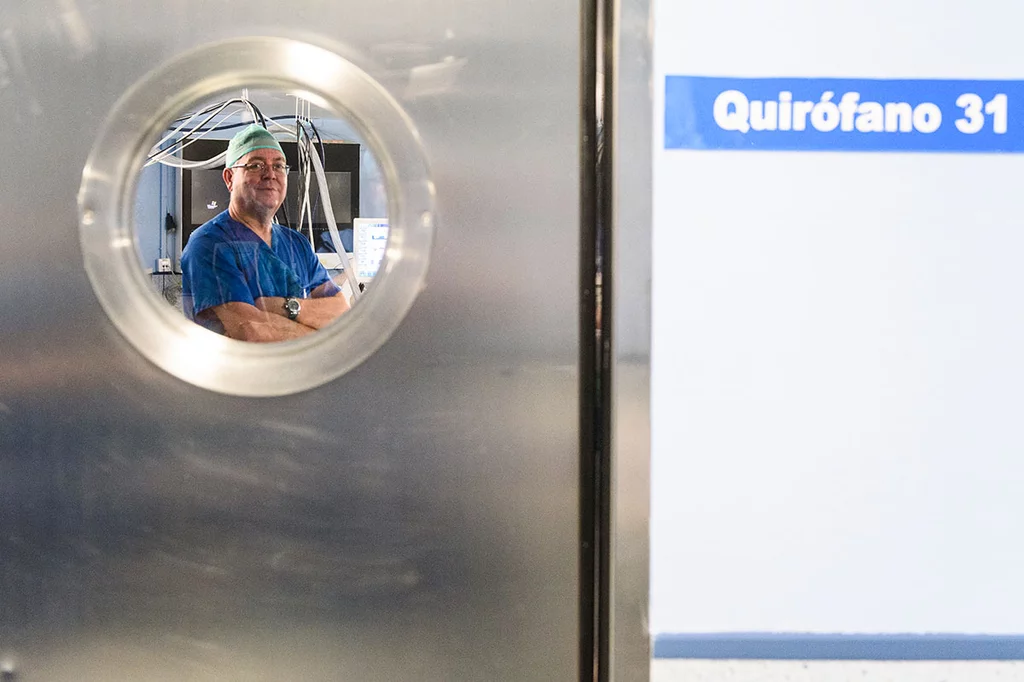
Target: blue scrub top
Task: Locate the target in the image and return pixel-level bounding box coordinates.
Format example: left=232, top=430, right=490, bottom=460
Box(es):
left=181, top=210, right=339, bottom=333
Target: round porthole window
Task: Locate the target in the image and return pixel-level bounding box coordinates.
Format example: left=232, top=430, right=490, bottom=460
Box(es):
left=79, top=37, right=435, bottom=397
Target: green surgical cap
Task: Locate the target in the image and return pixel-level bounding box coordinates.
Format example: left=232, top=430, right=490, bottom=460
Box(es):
left=225, top=124, right=285, bottom=168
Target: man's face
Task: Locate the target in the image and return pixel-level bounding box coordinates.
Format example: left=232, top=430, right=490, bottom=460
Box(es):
left=224, top=149, right=288, bottom=218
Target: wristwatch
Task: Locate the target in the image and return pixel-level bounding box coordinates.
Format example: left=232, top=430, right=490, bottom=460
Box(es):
left=283, top=297, right=301, bottom=321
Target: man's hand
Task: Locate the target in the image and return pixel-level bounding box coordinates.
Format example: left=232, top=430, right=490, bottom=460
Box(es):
left=254, top=285, right=350, bottom=330
left=205, top=301, right=315, bottom=342
left=254, top=296, right=288, bottom=318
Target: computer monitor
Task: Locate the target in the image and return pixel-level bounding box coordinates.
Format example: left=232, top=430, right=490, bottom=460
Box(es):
left=179, top=138, right=360, bottom=249
left=353, top=218, right=389, bottom=283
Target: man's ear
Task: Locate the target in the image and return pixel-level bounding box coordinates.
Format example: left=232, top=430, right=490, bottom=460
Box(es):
left=223, top=166, right=234, bottom=190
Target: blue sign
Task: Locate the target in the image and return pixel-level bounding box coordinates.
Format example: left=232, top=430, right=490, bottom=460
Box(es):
left=665, top=76, right=1024, bottom=152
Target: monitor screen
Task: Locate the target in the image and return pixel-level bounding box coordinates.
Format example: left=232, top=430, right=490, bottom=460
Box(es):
left=188, top=171, right=352, bottom=229
left=189, top=169, right=230, bottom=225
left=284, top=171, right=351, bottom=225
left=353, top=218, right=389, bottom=283
left=180, top=139, right=360, bottom=248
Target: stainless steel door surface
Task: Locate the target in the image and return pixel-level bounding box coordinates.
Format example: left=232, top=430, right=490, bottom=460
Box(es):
left=0, top=2, right=588, bottom=680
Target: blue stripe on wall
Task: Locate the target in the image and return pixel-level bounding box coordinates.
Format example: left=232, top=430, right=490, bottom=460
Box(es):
left=654, top=634, right=1024, bottom=660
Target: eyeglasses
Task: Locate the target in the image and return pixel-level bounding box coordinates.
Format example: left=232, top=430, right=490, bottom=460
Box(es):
left=230, top=161, right=290, bottom=175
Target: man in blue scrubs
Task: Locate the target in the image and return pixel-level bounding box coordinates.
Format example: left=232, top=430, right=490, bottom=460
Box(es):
left=182, top=124, right=350, bottom=341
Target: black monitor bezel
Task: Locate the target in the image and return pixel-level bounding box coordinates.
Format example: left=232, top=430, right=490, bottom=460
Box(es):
left=179, top=138, right=360, bottom=249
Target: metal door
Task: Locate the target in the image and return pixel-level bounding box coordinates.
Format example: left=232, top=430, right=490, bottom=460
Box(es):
left=0, top=1, right=650, bottom=680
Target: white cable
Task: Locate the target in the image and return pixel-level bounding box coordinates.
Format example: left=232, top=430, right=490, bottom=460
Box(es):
left=150, top=96, right=253, bottom=153
left=153, top=150, right=228, bottom=170
left=147, top=98, right=260, bottom=167
left=303, top=171, right=314, bottom=243
left=146, top=99, right=238, bottom=164
left=146, top=104, right=249, bottom=167
left=149, top=105, right=281, bottom=170
left=301, top=136, right=314, bottom=243
left=152, top=107, right=209, bottom=152
left=309, top=144, right=360, bottom=299
left=267, top=118, right=296, bottom=135
left=296, top=125, right=307, bottom=228
left=291, top=113, right=315, bottom=244
left=297, top=157, right=311, bottom=240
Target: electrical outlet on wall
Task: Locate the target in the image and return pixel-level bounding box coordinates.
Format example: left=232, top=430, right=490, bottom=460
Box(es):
left=157, top=258, right=172, bottom=273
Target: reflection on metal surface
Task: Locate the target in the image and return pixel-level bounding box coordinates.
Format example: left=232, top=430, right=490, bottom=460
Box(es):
left=1, top=364, right=580, bottom=679
left=404, top=56, right=468, bottom=100
left=1, top=0, right=596, bottom=678
left=0, top=45, right=11, bottom=89
left=55, top=0, right=94, bottom=58
left=0, top=28, right=40, bottom=115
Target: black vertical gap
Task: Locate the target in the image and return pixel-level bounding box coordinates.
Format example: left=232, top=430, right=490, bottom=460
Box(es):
left=596, top=0, right=615, bottom=677
left=581, top=0, right=617, bottom=678
left=579, top=0, right=600, bottom=678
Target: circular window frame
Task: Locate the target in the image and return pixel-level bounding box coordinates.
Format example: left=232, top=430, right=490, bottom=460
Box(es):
left=78, top=36, right=435, bottom=397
